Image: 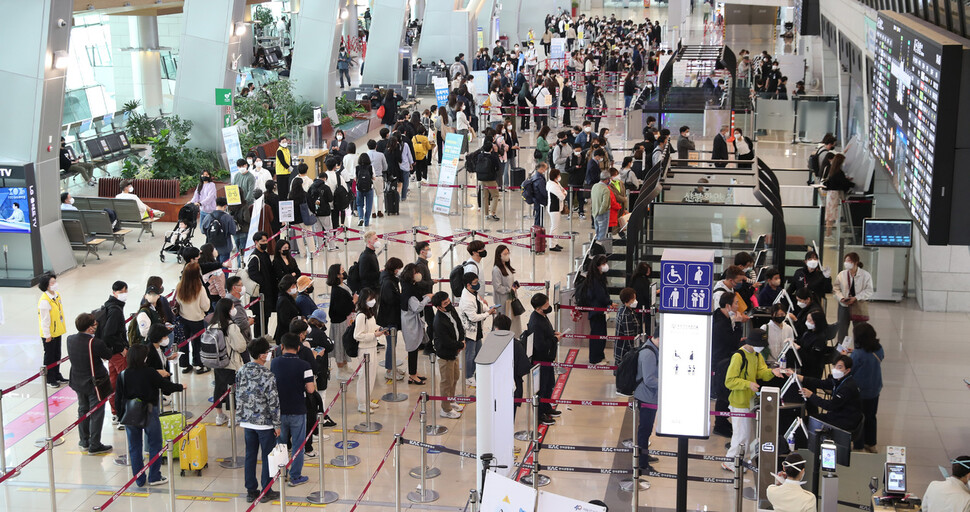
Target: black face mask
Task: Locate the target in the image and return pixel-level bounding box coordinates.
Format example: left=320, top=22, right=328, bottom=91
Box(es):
left=771, top=316, right=784, bottom=324
left=281, top=249, right=290, bottom=256
left=479, top=250, right=488, bottom=258
left=202, top=176, right=211, bottom=182
left=258, top=243, right=268, bottom=250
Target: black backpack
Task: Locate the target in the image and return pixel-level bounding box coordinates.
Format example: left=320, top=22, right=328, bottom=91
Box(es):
left=342, top=319, right=359, bottom=358
left=347, top=261, right=362, bottom=293
left=574, top=274, right=591, bottom=307
left=808, top=148, right=824, bottom=177
left=91, top=304, right=113, bottom=340
left=465, top=149, right=482, bottom=175
left=356, top=165, right=374, bottom=193
left=205, top=212, right=227, bottom=244
left=333, top=181, right=352, bottom=210
left=615, top=338, right=657, bottom=396
left=449, top=264, right=466, bottom=299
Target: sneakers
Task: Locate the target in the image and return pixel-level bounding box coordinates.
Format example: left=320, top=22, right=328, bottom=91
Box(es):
left=214, top=413, right=228, bottom=426
left=305, top=449, right=317, bottom=458
left=440, top=409, right=461, bottom=419
left=148, top=476, right=169, bottom=486
left=721, top=462, right=736, bottom=472
left=550, top=245, right=563, bottom=252
left=111, top=415, right=120, bottom=426
left=88, top=444, right=113, bottom=455
left=288, top=476, right=309, bottom=487
left=246, top=490, right=260, bottom=503
left=385, top=369, right=405, bottom=381
left=548, top=409, right=562, bottom=417
left=48, top=380, right=61, bottom=389
left=357, top=405, right=369, bottom=413
left=261, top=490, right=281, bottom=503
left=540, top=416, right=556, bottom=426
left=371, top=400, right=380, bottom=409
left=322, top=416, right=337, bottom=427
left=451, top=403, right=465, bottom=412
left=194, top=366, right=210, bottom=374
left=181, top=367, right=193, bottom=374
left=358, top=220, right=364, bottom=227
left=465, top=377, right=477, bottom=387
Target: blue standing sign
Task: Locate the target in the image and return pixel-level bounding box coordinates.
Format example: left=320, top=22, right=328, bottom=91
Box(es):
left=660, top=260, right=714, bottom=314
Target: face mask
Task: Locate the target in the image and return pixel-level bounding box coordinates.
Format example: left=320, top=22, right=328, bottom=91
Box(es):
left=238, top=285, right=247, bottom=296
left=806, top=260, right=819, bottom=270
left=797, top=301, right=808, bottom=309
left=288, top=288, right=298, bottom=296
left=830, top=368, right=845, bottom=380
left=544, top=306, right=553, bottom=314
left=629, top=300, right=638, bottom=308
left=502, top=253, right=510, bottom=263
left=584, top=127, right=591, bottom=132
left=280, top=142, right=288, bottom=148
left=282, top=249, right=290, bottom=256
left=49, top=283, right=58, bottom=292
left=684, top=132, right=690, bottom=138
left=366, top=299, right=377, bottom=308
left=844, top=261, right=854, bottom=270
left=147, top=294, right=159, bottom=304
left=116, top=292, right=128, bottom=302
left=574, top=151, right=582, bottom=156
left=599, top=264, right=609, bottom=273
left=336, top=135, right=343, bottom=141
left=202, top=176, right=211, bottom=182
left=67, top=197, right=75, bottom=205
left=212, top=250, right=218, bottom=259
left=772, top=316, right=784, bottom=324
left=255, top=161, right=262, bottom=168
left=247, top=158, right=253, bottom=165
left=415, top=273, right=423, bottom=283
left=422, top=250, right=431, bottom=259
left=753, top=346, right=764, bottom=353
left=127, top=187, right=134, bottom=193
left=728, top=310, right=736, bottom=319
left=259, top=242, right=268, bottom=250
left=395, top=269, right=402, bottom=277
left=805, top=321, right=816, bottom=330
left=471, top=283, right=481, bottom=291
left=373, top=240, right=383, bottom=251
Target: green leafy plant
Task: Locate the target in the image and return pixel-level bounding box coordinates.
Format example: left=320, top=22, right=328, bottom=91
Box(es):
left=122, top=99, right=156, bottom=145
left=233, top=79, right=315, bottom=150
left=335, top=96, right=364, bottom=116
left=120, top=115, right=223, bottom=194
left=253, top=5, right=274, bottom=36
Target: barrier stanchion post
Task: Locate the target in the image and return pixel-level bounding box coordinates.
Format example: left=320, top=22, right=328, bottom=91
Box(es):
left=569, top=232, right=575, bottom=268
left=354, top=353, right=382, bottom=432
left=522, top=393, right=550, bottom=487
left=45, top=437, right=56, bottom=512
left=734, top=444, right=745, bottom=512
left=343, top=229, right=349, bottom=268
left=531, top=229, right=537, bottom=283
left=382, top=328, right=407, bottom=402
left=167, top=443, right=176, bottom=512
left=308, top=251, right=315, bottom=283
left=567, top=187, right=577, bottom=236
left=0, top=391, right=19, bottom=477
left=278, top=464, right=287, bottom=511
left=259, top=293, right=266, bottom=338
left=416, top=181, right=427, bottom=230
left=409, top=393, right=441, bottom=479
left=460, top=344, right=467, bottom=399
left=498, top=185, right=511, bottom=233
left=219, top=387, right=244, bottom=468
left=395, top=433, right=403, bottom=512
left=34, top=367, right=64, bottom=447
left=307, top=413, right=339, bottom=504
left=171, top=357, right=192, bottom=420
left=407, top=397, right=440, bottom=504
left=514, top=371, right=532, bottom=441
left=331, top=382, right=360, bottom=467
left=425, top=354, right=448, bottom=436
left=620, top=399, right=644, bottom=492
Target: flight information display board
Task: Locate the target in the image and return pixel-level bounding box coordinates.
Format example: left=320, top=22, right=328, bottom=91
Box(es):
left=869, top=11, right=965, bottom=245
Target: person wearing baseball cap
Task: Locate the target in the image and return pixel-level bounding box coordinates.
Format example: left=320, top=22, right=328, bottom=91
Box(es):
left=295, top=276, right=317, bottom=318
left=721, top=328, right=788, bottom=472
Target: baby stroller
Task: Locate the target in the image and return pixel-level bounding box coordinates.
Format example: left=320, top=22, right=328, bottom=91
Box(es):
left=159, top=203, right=198, bottom=262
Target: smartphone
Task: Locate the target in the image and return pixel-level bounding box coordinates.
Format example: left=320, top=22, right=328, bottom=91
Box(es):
left=489, top=304, right=501, bottom=310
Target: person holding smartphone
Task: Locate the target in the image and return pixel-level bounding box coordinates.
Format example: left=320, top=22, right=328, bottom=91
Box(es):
left=457, top=273, right=497, bottom=388
left=352, top=288, right=384, bottom=413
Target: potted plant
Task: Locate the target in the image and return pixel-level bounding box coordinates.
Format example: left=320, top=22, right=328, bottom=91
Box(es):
left=120, top=115, right=227, bottom=195
left=572, top=0, right=579, bottom=17
left=232, top=79, right=315, bottom=150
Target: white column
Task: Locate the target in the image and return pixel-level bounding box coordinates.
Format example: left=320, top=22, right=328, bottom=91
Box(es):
left=129, top=16, right=164, bottom=115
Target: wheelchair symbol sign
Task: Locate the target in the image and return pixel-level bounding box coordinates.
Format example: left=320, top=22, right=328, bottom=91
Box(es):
left=662, top=263, right=686, bottom=286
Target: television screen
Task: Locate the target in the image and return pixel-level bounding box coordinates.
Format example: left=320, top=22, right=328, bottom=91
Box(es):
left=863, top=219, right=913, bottom=248
left=869, top=11, right=965, bottom=244
left=0, top=187, right=31, bottom=234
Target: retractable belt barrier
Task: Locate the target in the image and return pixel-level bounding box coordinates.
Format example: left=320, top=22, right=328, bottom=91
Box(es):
left=348, top=399, right=421, bottom=512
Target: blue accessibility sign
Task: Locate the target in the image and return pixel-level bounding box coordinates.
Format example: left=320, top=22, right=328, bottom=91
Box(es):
left=660, top=261, right=714, bottom=314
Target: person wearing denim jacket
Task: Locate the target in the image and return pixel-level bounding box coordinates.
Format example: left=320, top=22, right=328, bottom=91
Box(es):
left=235, top=336, right=281, bottom=503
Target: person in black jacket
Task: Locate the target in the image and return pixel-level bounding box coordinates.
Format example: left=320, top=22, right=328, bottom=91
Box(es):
left=501, top=314, right=530, bottom=420
left=248, top=231, right=277, bottom=338
left=565, top=143, right=586, bottom=217
left=99, top=281, right=129, bottom=423
left=68, top=313, right=113, bottom=454
left=432, top=292, right=465, bottom=418
left=378, top=258, right=404, bottom=377
left=272, top=239, right=301, bottom=283
left=527, top=293, right=562, bottom=425
left=358, top=232, right=382, bottom=292
left=798, top=354, right=862, bottom=432
left=711, top=291, right=744, bottom=437
left=262, top=182, right=282, bottom=242
left=796, top=309, right=833, bottom=382
left=790, top=286, right=824, bottom=337
left=787, top=251, right=832, bottom=301
left=712, top=125, right=730, bottom=168
left=477, top=140, right=502, bottom=220
left=117, top=344, right=184, bottom=487
left=629, top=262, right=652, bottom=327
left=274, top=275, right=301, bottom=343
left=327, top=263, right=356, bottom=371
left=583, top=254, right=611, bottom=364
left=381, top=89, right=399, bottom=127
left=415, top=242, right=437, bottom=346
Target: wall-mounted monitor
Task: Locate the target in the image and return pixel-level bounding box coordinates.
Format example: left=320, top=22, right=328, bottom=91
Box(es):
left=863, top=219, right=913, bottom=248
left=0, top=187, right=31, bottom=234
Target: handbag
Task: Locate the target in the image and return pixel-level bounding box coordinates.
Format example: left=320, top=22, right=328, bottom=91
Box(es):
left=88, top=338, right=112, bottom=402
left=849, top=300, right=869, bottom=323
left=510, top=289, right=526, bottom=317
left=533, top=147, right=543, bottom=160
left=268, top=442, right=290, bottom=477
left=118, top=373, right=153, bottom=428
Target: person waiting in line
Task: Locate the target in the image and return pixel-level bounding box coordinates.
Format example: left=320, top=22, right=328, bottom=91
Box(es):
left=175, top=263, right=210, bottom=374
left=272, top=239, right=301, bottom=284
left=352, top=288, right=384, bottom=413
left=208, top=298, right=249, bottom=427
left=842, top=322, right=883, bottom=453
left=247, top=231, right=277, bottom=338
left=766, top=453, right=817, bottom=512
left=758, top=267, right=784, bottom=306
left=100, top=281, right=129, bottom=423
left=235, top=336, right=281, bottom=504
left=711, top=291, right=744, bottom=438
left=326, top=263, right=356, bottom=374
left=190, top=170, right=217, bottom=227
left=198, top=245, right=224, bottom=308
left=355, top=153, right=376, bottom=227
left=834, top=252, right=873, bottom=343
left=528, top=292, right=563, bottom=426
left=269, top=332, right=315, bottom=488
left=260, top=183, right=282, bottom=247
left=252, top=156, right=273, bottom=194
left=790, top=287, right=824, bottom=337
left=634, top=332, right=660, bottom=474
left=795, top=310, right=832, bottom=385
left=614, top=288, right=642, bottom=375
left=131, top=283, right=167, bottom=348
left=232, top=159, right=256, bottom=205
left=677, top=126, right=696, bottom=160
left=358, top=231, right=382, bottom=292
left=398, top=263, right=431, bottom=384
left=294, top=276, right=317, bottom=319
left=797, top=354, right=862, bottom=433
left=566, top=143, right=587, bottom=219
left=583, top=254, right=612, bottom=365
left=431, top=291, right=465, bottom=419
left=590, top=169, right=614, bottom=241
left=275, top=275, right=301, bottom=343
left=787, top=251, right=832, bottom=304
left=377, top=258, right=405, bottom=381
left=491, top=245, right=523, bottom=334
left=629, top=262, right=653, bottom=328
left=117, top=344, right=185, bottom=488
left=59, top=137, right=97, bottom=186
left=766, top=303, right=796, bottom=363
left=546, top=168, right=567, bottom=251
left=922, top=456, right=970, bottom=512
left=459, top=273, right=496, bottom=388
left=721, top=328, right=787, bottom=472
left=116, top=180, right=164, bottom=219
left=713, top=265, right=751, bottom=322
left=822, top=154, right=855, bottom=238
left=67, top=312, right=113, bottom=455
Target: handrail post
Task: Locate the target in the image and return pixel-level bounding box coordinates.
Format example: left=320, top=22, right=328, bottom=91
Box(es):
left=219, top=386, right=244, bottom=468
left=306, top=413, right=339, bottom=504
left=0, top=390, right=19, bottom=477
left=354, top=353, right=382, bottom=432
left=410, top=393, right=440, bottom=479
left=35, top=367, right=64, bottom=448
left=330, top=382, right=360, bottom=467
left=425, top=354, right=448, bottom=436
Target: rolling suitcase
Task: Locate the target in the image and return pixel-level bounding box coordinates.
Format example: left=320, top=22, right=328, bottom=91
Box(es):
left=178, top=424, right=209, bottom=476
left=510, top=167, right=526, bottom=188
left=159, top=411, right=185, bottom=459
left=385, top=182, right=401, bottom=215
left=531, top=224, right=547, bottom=254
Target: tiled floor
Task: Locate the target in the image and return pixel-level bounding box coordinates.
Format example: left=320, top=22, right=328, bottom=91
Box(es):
left=2, top=4, right=969, bottom=512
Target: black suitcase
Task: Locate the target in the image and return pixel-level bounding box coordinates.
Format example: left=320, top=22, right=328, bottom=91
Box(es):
left=510, top=167, right=526, bottom=188
left=385, top=185, right=400, bottom=215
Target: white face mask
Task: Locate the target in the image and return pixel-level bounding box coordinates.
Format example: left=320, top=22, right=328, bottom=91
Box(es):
left=255, top=160, right=262, bottom=168
left=127, top=187, right=134, bottom=193
left=684, top=132, right=690, bottom=138
left=830, top=368, right=845, bottom=380
left=288, top=287, right=298, bottom=296
left=49, top=283, right=59, bottom=292
left=373, top=240, right=383, bottom=251
left=366, top=299, right=377, bottom=308
left=336, top=135, right=343, bottom=141
left=247, top=158, right=253, bottom=166
left=280, top=142, right=288, bottom=148
left=584, top=127, right=592, bottom=132
left=806, top=260, right=819, bottom=270
left=843, top=261, right=854, bottom=270
left=394, top=268, right=403, bottom=278
left=753, top=346, right=764, bottom=353
left=116, top=292, right=128, bottom=302
left=212, top=250, right=218, bottom=260
left=160, top=336, right=170, bottom=347
left=805, top=321, right=815, bottom=330
left=238, top=285, right=247, bottom=296
left=599, top=264, right=609, bottom=273
left=68, top=197, right=75, bottom=205
left=502, top=253, right=510, bottom=263
left=797, top=301, right=808, bottom=309
left=629, top=300, right=638, bottom=308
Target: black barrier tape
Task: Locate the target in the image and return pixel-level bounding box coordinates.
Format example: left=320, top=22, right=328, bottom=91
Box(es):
left=399, top=437, right=476, bottom=460
left=742, top=460, right=760, bottom=472
left=644, top=449, right=733, bottom=463
left=539, top=465, right=634, bottom=475
left=838, top=501, right=873, bottom=512
left=644, top=470, right=735, bottom=484
left=542, top=443, right=633, bottom=454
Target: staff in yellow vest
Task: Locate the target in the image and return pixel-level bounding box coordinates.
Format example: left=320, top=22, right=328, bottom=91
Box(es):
left=276, top=135, right=292, bottom=200
left=37, top=273, right=68, bottom=387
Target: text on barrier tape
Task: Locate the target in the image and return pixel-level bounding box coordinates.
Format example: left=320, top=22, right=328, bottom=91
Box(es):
left=399, top=437, right=477, bottom=459
left=644, top=469, right=735, bottom=484
left=542, top=443, right=632, bottom=453
left=536, top=361, right=618, bottom=371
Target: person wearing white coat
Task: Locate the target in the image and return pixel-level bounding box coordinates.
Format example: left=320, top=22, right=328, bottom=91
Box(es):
left=833, top=252, right=873, bottom=343
left=352, top=290, right=384, bottom=412
left=457, top=273, right=496, bottom=386
left=546, top=168, right=567, bottom=252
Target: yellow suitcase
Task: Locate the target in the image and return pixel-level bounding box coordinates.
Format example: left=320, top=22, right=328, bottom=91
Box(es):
left=178, top=425, right=208, bottom=476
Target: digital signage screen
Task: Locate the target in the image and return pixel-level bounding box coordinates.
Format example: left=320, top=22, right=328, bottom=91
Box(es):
left=863, top=219, right=913, bottom=248
left=868, top=11, right=965, bottom=245
left=0, top=187, right=31, bottom=234
left=657, top=313, right=712, bottom=438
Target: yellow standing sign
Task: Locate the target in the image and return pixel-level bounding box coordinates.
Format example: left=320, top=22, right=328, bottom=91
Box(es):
left=224, top=185, right=241, bottom=205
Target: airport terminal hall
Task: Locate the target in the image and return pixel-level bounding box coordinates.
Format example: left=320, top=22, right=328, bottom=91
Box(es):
left=3, top=0, right=970, bottom=511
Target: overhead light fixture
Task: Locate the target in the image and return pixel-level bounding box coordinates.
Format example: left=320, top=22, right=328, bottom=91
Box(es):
left=340, top=8, right=350, bottom=20
left=234, top=22, right=247, bottom=36
left=53, top=50, right=70, bottom=70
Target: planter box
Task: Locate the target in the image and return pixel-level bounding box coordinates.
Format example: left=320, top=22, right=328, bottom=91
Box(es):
left=97, top=177, right=223, bottom=219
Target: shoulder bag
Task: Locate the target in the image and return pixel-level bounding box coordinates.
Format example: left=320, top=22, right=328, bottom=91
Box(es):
left=510, top=289, right=526, bottom=317
left=89, top=337, right=113, bottom=401
left=119, top=372, right=153, bottom=429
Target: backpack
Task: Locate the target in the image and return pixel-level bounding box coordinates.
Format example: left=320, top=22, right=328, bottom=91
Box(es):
left=333, top=181, right=352, bottom=210
left=465, top=149, right=482, bottom=176
left=449, top=264, right=466, bottom=299
left=808, top=148, right=824, bottom=177
left=342, top=319, right=359, bottom=358
left=574, top=276, right=591, bottom=307
left=200, top=325, right=231, bottom=369
left=91, top=304, right=111, bottom=340
left=103, top=208, right=121, bottom=232
left=127, top=307, right=150, bottom=345
left=615, top=338, right=657, bottom=396
left=522, top=173, right=539, bottom=205
left=347, top=261, right=362, bottom=293
left=204, top=212, right=227, bottom=244
left=356, top=165, right=373, bottom=193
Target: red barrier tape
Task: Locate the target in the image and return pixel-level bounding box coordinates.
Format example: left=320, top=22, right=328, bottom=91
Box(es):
left=559, top=305, right=651, bottom=314
left=541, top=398, right=628, bottom=407
left=536, top=361, right=618, bottom=371
left=347, top=399, right=422, bottom=512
